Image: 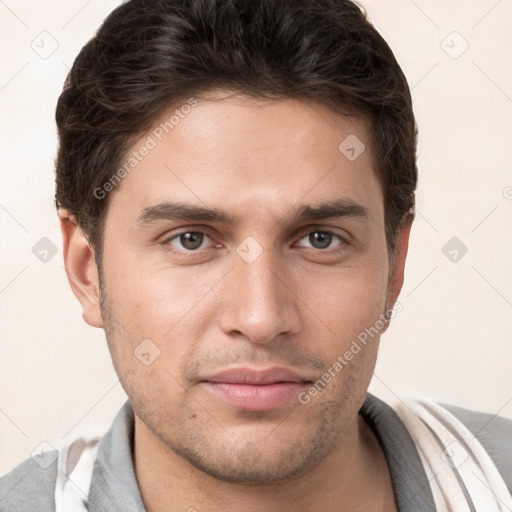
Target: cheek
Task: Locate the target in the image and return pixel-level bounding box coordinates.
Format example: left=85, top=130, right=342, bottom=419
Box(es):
left=308, top=258, right=388, bottom=336
left=103, top=259, right=220, bottom=380
left=107, top=249, right=214, bottom=329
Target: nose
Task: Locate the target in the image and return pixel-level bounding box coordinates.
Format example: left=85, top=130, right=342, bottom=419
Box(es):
left=218, top=246, right=302, bottom=344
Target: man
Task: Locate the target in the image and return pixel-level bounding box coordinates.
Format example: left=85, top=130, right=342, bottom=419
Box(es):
left=1, top=0, right=511, bottom=511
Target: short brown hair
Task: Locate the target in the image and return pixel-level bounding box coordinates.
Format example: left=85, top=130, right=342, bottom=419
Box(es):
left=55, top=0, right=417, bottom=262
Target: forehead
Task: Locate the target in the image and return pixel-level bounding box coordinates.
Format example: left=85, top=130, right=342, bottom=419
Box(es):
left=104, top=91, right=382, bottom=228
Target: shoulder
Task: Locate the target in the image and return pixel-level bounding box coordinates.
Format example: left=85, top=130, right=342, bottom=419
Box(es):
left=0, top=451, right=57, bottom=512
left=441, top=402, right=512, bottom=494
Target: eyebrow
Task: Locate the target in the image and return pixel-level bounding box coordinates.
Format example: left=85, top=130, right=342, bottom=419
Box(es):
left=134, top=197, right=370, bottom=228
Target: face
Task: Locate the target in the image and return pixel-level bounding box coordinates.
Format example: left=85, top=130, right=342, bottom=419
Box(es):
left=81, top=91, right=407, bottom=483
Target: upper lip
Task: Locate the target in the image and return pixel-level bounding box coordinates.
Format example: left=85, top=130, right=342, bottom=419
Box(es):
left=202, top=366, right=312, bottom=385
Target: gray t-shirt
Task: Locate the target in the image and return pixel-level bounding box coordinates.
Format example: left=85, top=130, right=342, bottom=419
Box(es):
left=1, top=393, right=511, bottom=511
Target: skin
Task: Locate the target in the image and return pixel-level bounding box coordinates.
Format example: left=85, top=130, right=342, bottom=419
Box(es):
left=60, top=89, right=413, bottom=512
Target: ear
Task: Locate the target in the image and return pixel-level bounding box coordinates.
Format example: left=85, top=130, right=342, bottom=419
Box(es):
left=385, top=211, right=414, bottom=314
left=58, top=209, right=103, bottom=328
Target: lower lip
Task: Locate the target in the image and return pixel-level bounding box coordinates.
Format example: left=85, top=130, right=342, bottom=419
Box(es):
left=202, top=382, right=309, bottom=411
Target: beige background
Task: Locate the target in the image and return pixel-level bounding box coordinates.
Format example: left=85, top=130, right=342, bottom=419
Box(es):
left=1, top=0, right=511, bottom=475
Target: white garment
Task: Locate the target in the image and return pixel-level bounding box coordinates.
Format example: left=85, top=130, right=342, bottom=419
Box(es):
left=55, top=436, right=101, bottom=512
left=391, top=397, right=512, bottom=512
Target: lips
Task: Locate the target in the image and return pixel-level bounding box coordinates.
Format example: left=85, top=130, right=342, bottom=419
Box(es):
left=200, top=366, right=312, bottom=411
left=203, top=367, right=310, bottom=385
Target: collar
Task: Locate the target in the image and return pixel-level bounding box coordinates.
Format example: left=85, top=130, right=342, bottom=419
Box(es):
left=87, top=394, right=436, bottom=511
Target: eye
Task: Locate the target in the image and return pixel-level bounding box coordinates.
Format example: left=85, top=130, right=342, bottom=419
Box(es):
left=296, top=230, right=345, bottom=251
left=166, top=231, right=215, bottom=252
left=162, top=228, right=347, bottom=257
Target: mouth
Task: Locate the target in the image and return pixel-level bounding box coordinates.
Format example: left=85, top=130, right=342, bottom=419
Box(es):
left=200, top=366, right=313, bottom=411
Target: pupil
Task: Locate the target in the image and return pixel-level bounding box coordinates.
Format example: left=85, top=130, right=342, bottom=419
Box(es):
left=181, top=232, right=203, bottom=250
left=310, top=232, right=331, bottom=249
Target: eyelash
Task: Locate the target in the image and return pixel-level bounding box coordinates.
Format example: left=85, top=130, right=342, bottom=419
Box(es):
left=162, top=228, right=348, bottom=257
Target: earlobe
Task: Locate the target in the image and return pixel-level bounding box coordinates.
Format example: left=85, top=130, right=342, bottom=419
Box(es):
left=58, top=209, right=104, bottom=328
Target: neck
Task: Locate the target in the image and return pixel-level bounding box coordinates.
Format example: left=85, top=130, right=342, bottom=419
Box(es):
left=133, top=414, right=397, bottom=512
